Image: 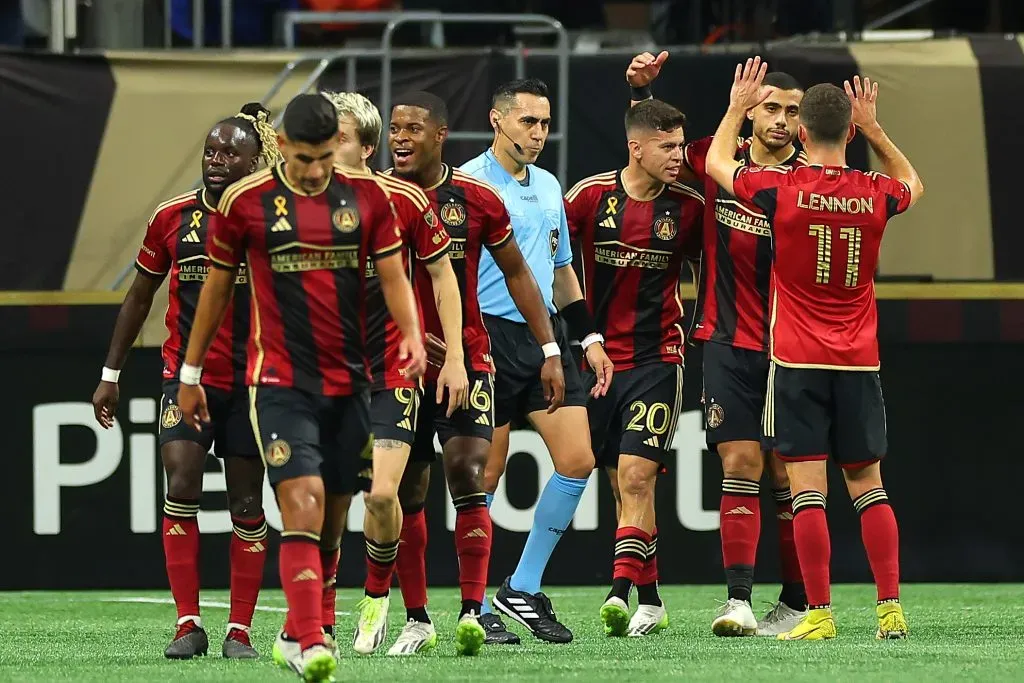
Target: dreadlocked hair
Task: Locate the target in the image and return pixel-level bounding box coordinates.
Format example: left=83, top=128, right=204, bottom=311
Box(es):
left=222, top=102, right=281, bottom=167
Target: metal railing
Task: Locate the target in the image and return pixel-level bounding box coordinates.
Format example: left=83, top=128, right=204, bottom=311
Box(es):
left=108, top=11, right=569, bottom=289
left=163, top=0, right=235, bottom=48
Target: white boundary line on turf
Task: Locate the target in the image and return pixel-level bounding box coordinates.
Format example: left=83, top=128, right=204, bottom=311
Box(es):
left=95, top=597, right=351, bottom=616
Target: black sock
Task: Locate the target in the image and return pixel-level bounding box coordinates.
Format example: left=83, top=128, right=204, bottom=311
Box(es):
left=636, top=583, right=662, bottom=607
left=779, top=582, right=807, bottom=611
left=460, top=599, right=482, bottom=618
left=607, top=577, right=633, bottom=603
left=725, top=564, right=754, bottom=603
left=322, top=625, right=334, bottom=638
left=406, top=606, right=431, bottom=624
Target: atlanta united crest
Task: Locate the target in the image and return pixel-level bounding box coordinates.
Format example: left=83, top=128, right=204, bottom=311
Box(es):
left=161, top=403, right=182, bottom=429
left=265, top=439, right=292, bottom=467
left=654, top=215, right=677, bottom=240
left=332, top=206, right=360, bottom=233
left=706, top=403, right=725, bottom=429
left=440, top=200, right=466, bottom=227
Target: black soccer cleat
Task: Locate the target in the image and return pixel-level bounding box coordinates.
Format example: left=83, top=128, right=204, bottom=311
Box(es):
left=222, top=628, right=259, bottom=659
left=479, top=613, right=521, bottom=645
left=493, top=577, right=573, bottom=644
left=164, top=621, right=209, bottom=659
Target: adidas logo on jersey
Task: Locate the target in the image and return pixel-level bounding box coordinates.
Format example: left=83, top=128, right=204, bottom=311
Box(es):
left=643, top=436, right=660, bottom=448
left=725, top=506, right=755, bottom=515
left=599, top=216, right=617, bottom=229
left=475, top=414, right=490, bottom=426
left=181, top=229, right=201, bottom=244
left=271, top=217, right=292, bottom=232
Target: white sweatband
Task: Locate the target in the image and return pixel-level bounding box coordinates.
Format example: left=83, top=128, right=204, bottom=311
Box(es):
left=101, top=367, right=120, bottom=383
left=179, top=363, right=203, bottom=386
left=541, top=342, right=561, bottom=359
left=581, top=333, right=604, bottom=350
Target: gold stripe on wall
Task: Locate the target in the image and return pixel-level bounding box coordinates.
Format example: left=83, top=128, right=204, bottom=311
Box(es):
left=847, top=39, right=994, bottom=281
left=64, top=52, right=311, bottom=291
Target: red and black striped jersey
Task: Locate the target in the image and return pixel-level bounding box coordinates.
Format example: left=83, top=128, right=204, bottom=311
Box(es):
left=136, top=188, right=248, bottom=391
left=366, top=172, right=451, bottom=391
left=207, top=163, right=403, bottom=396
left=733, top=165, right=912, bottom=370
left=685, top=136, right=807, bottom=352
left=402, top=164, right=513, bottom=378
left=565, top=169, right=704, bottom=370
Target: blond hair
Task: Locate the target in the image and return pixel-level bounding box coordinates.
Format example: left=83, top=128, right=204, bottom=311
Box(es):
left=322, top=91, right=382, bottom=150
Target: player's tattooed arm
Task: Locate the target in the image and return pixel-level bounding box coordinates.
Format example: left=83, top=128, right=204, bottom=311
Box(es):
left=707, top=56, right=770, bottom=196
left=845, top=75, right=924, bottom=207
left=92, top=271, right=165, bottom=428
left=374, top=439, right=407, bottom=450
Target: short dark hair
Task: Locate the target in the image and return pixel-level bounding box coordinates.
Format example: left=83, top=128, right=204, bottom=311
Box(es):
left=800, top=83, right=852, bottom=145
left=625, top=99, right=687, bottom=134
left=762, top=72, right=803, bottom=91
left=282, top=93, right=338, bottom=145
left=217, top=102, right=280, bottom=167
left=492, top=78, right=549, bottom=112
left=394, top=91, right=449, bottom=126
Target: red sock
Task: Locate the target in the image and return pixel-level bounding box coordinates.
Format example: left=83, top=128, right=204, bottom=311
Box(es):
left=162, top=497, right=201, bottom=622
left=320, top=547, right=340, bottom=631
left=792, top=490, right=831, bottom=608
left=453, top=495, right=492, bottom=604
left=396, top=508, right=428, bottom=609
left=639, top=526, right=659, bottom=586
left=772, top=488, right=803, bottom=586
left=720, top=479, right=761, bottom=601
left=365, top=538, right=399, bottom=598
left=854, top=489, right=900, bottom=602
left=227, top=514, right=267, bottom=630
left=279, top=533, right=324, bottom=651
left=613, top=526, right=651, bottom=585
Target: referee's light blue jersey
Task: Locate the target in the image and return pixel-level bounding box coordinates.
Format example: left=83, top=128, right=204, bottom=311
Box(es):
left=460, top=149, right=572, bottom=323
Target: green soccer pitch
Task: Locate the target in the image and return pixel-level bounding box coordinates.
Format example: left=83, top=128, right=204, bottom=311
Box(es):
left=2, top=584, right=1022, bottom=682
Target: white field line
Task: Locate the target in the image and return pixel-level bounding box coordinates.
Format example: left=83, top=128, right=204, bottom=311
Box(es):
left=94, top=596, right=351, bottom=616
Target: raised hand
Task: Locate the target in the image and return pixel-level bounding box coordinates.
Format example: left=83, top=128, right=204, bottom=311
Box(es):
left=729, top=56, right=770, bottom=112
left=626, top=51, right=669, bottom=89
left=844, top=75, right=879, bottom=130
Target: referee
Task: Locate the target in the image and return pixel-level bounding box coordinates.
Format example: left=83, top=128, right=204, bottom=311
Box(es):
left=461, top=78, right=614, bottom=645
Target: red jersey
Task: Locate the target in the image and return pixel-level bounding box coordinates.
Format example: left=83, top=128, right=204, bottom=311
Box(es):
left=565, top=170, right=704, bottom=369
left=733, top=164, right=912, bottom=370
left=207, top=163, right=403, bottom=396
left=366, top=172, right=451, bottom=390
left=391, top=165, right=513, bottom=378
left=685, top=136, right=807, bottom=352
left=136, top=189, right=249, bottom=392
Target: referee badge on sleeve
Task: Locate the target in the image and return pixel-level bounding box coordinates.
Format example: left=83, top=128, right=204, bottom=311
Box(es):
left=549, top=228, right=559, bottom=257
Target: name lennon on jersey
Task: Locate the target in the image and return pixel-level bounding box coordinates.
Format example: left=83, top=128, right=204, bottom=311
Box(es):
left=594, top=242, right=671, bottom=270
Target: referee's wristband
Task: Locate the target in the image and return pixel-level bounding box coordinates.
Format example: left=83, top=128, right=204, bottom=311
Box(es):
left=581, top=333, right=604, bottom=351
left=101, top=367, right=120, bottom=383
left=179, top=363, right=203, bottom=387
left=541, top=342, right=561, bottom=359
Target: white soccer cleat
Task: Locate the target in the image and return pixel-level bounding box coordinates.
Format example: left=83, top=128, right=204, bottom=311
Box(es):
left=757, top=601, right=807, bottom=637
left=627, top=603, right=669, bottom=637
left=271, top=629, right=300, bottom=670
left=387, top=619, right=437, bottom=656
left=353, top=595, right=390, bottom=655
left=711, top=598, right=758, bottom=637
left=285, top=644, right=336, bottom=683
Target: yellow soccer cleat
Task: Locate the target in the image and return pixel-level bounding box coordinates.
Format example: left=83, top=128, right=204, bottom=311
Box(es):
left=777, top=607, right=837, bottom=641
left=876, top=601, right=908, bottom=640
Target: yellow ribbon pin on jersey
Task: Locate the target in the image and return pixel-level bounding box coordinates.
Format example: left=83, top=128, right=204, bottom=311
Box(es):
left=605, top=196, right=619, bottom=215
left=273, top=196, right=288, bottom=217
left=189, top=211, right=202, bottom=228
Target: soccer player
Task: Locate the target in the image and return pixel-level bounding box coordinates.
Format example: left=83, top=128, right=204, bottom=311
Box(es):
left=386, top=91, right=564, bottom=653
left=319, top=91, right=468, bottom=656
left=627, top=51, right=810, bottom=636
left=91, top=103, right=279, bottom=660
left=177, top=93, right=426, bottom=681
left=564, top=99, right=703, bottom=637
left=463, top=78, right=614, bottom=644
left=705, top=58, right=922, bottom=640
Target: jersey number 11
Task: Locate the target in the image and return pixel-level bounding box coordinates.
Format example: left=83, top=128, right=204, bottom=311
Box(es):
left=808, top=224, right=862, bottom=287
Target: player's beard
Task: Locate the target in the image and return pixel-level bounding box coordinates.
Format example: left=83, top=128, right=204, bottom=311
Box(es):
left=757, top=127, right=792, bottom=151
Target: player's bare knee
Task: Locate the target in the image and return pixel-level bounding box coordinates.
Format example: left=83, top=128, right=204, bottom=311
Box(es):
left=364, top=490, right=397, bottom=519
left=275, top=478, right=325, bottom=531
left=553, top=446, right=595, bottom=480
left=766, top=452, right=790, bottom=488
left=618, top=461, right=656, bottom=500
left=483, top=458, right=507, bottom=493
left=398, top=464, right=430, bottom=512
left=227, top=494, right=262, bottom=520
left=165, top=471, right=202, bottom=500
left=719, top=441, right=763, bottom=481
left=842, top=460, right=883, bottom=499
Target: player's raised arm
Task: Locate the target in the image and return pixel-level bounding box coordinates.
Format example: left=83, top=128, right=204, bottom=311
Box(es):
left=707, top=57, right=770, bottom=196
left=627, top=51, right=668, bottom=106
left=845, top=76, right=924, bottom=207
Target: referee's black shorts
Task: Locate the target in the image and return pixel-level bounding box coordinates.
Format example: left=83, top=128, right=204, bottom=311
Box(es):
left=483, top=313, right=587, bottom=428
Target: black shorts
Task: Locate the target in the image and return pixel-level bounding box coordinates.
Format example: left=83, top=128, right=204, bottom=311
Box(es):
left=250, top=386, right=372, bottom=494
left=701, top=341, right=770, bottom=449
left=371, top=386, right=421, bottom=446
left=410, top=370, right=495, bottom=463
left=584, top=362, right=684, bottom=468
left=159, top=380, right=259, bottom=458
left=484, top=313, right=587, bottom=428
left=764, top=363, right=887, bottom=467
